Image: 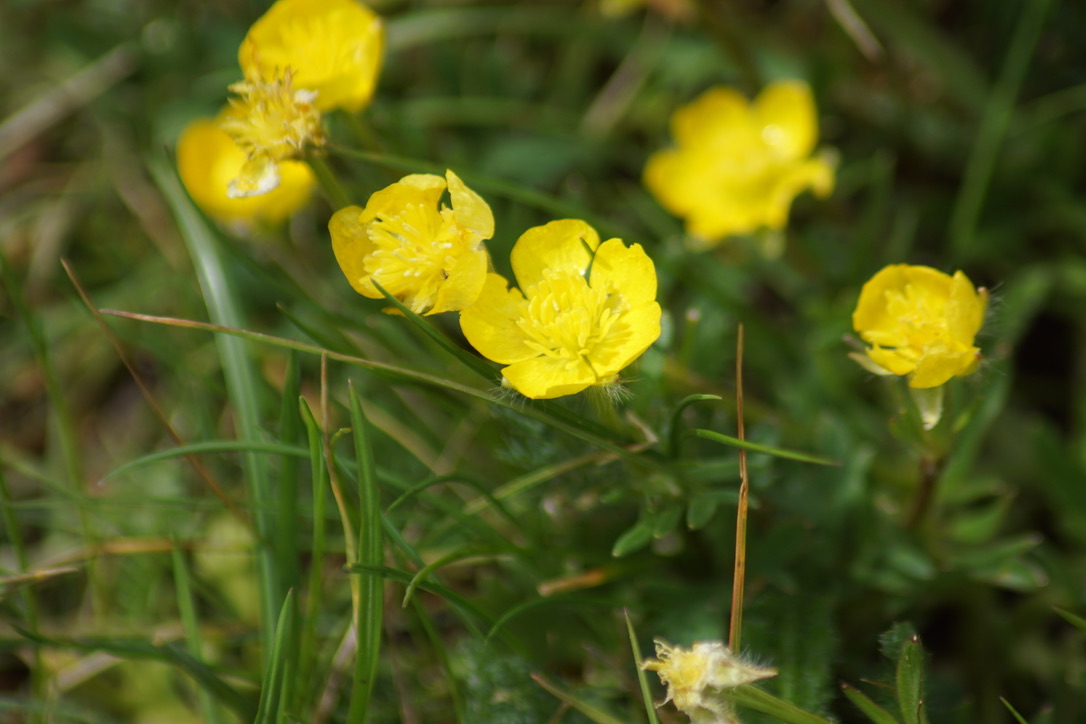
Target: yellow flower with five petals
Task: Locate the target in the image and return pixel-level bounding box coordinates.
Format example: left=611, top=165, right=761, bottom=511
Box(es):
left=176, top=109, right=315, bottom=229
left=852, top=264, right=988, bottom=389
left=239, top=0, right=384, bottom=114
left=460, top=219, right=661, bottom=400
left=329, top=170, right=494, bottom=315
left=644, top=80, right=834, bottom=247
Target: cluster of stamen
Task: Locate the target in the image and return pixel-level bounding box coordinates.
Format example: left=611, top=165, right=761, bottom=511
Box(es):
left=363, top=203, right=466, bottom=313
left=516, top=270, right=621, bottom=379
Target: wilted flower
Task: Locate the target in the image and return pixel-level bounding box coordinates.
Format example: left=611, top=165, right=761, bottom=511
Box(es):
left=219, top=69, right=324, bottom=198
left=851, top=264, right=988, bottom=390
left=643, top=80, right=834, bottom=247
left=459, top=219, right=661, bottom=400
left=329, top=170, right=494, bottom=315
left=239, top=0, right=384, bottom=113
left=641, top=639, right=777, bottom=724
left=176, top=110, right=315, bottom=228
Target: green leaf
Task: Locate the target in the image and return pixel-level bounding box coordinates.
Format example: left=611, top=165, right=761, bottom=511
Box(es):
left=896, top=635, right=926, bottom=724
left=842, top=683, right=901, bottom=724
left=612, top=518, right=655, bottom=557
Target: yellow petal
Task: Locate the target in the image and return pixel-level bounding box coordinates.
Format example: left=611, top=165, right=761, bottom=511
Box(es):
left=430, top=241, right=488, bottom=315
left=446, top=169, right=494, bottom=240
left=866, top=345, right=916, bottom=377
left=946, top=270, right=986, bottom=342
left=360, top=173, right=446, bottom=224
left=239, top=0, right=384, bottom=113
left=588, top=301, right=662, bottom=377
left=459, top=273, right=536, bottom=364
left=502, top=355, right=596, bottom=400
left=589, top=239, right=658, bottom=308
left=754, top=80, right=818, bottom=161
left=671, top=86, right=755, bottom=152
left=177, top=114, right=314, bottom=226
left=329, top=205, right=381, bottom=298
left=510, top=219, right=600, bottom=291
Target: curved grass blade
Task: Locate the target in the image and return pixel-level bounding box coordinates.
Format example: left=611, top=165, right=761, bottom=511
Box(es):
left=842, top=683, right=900, bottom=724
left=725, top=685, right=835, bottom=724
left=254, top=591, right=297, bottom=724
left=668, top=394, right=723, bottom=457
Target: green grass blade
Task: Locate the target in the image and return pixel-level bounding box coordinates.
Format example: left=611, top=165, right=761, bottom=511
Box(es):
left=725, top=685, right=836, bottom=724
left=276, top=352, right=302, bottom=594
left=624, top=611, right=662, bottom=724
left=298, top=398, right=330, bottom=707
left=948, top=0, right=1053, bottom=261
left=842, top=683, right=901, bottom=724
left=15, top=629, right=254, bottom=720
left=102, top=311, right=667, bottom=471
left=346, top=384, right=384, bottom=724
left=372, top=281, right=497, bottom=381
left=1000, top=697, right=1031, bottom=724
left=1053, top=606, right=1086, bottom=635
left=693, top=429, right=839, bottom=466
left=531, top=674, right=628, bottom=724
left=668, top=394, right=722, bottom=457
left=149, top=157, right=282, bottom=659
left=253, top=591, right=297, bottom=724
left=171, top=539, right=221, bottom=724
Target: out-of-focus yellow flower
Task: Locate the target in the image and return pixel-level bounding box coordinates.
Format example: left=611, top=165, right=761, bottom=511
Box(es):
left=329, top=170, right=493, bottom=315
left=177, top=110, right=315, bottom=228
left=239, top=0, right=384, bottom=114
left=852, top=264, right=988, bottom=389
left=641, top=639, right=777, bottom=724
left=644, top=80, right=834, bottom=247
left=459, top=219, right=661, bottom=400
left=220, top=69, right=323, bottom=198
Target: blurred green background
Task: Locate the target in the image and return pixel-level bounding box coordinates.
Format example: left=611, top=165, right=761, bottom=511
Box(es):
left=2, top=0, right=1086, bottom=722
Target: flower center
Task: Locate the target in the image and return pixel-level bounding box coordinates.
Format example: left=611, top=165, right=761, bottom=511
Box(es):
left=364, top=203, right=467, bottom=312
left=517, top=271, right=622, bottom=377
left=222, top=69, right=322, bottom=159
left=883, top=287, right=950, bottom=360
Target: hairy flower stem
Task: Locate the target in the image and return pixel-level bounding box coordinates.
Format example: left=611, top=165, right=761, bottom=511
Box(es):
left=729, top=324, right=748, bottom=652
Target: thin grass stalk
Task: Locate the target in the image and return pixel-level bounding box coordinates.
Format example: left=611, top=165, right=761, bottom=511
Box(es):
left=729, top=324, right=748, bottom=652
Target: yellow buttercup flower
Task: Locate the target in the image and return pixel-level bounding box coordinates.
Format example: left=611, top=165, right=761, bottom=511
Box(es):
left=176, top=110, right=315, bottom=228
left=641, top=639, right=777, bottom=724
left=644, top=80, right=834, bottom=247
left=239, top=0, right=384, bottom=114
left=852, top=264, right=988, bottom=389
left=329, top=170, right=494, bottom=315
left=220, top=69, right=323, bottom=198
left=459, top=219, right=661, bottom=400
